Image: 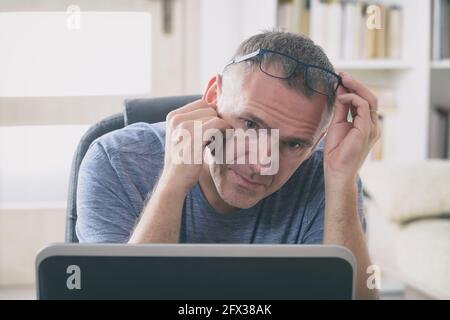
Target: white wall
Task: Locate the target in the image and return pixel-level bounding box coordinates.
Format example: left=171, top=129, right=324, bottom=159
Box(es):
left=199, top=0, right=277, bottom=86
left=0, top=0, right=200, bottom=125
left=0, top=12, right=151, bottom=97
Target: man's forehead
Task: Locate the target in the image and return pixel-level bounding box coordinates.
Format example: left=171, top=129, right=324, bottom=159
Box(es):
left=242, top=69, right=326, bottom=110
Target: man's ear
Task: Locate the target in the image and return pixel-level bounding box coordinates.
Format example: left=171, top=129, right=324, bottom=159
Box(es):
left=203, top=74, right=222, bottom=105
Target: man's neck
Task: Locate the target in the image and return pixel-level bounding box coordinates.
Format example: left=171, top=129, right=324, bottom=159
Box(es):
left=198, top=167, right=237, bottom=214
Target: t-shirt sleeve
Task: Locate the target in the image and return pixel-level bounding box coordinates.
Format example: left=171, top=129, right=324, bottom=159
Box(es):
left=76, top=141, right=139, bottom=243
left=301, top=176, right=367, bottom=245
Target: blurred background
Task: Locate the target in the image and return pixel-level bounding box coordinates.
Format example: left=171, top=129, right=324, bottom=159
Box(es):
left=1, top=0, right=449, bottom=299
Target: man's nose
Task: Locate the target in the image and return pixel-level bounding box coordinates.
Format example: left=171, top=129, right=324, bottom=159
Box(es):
left=252, top=130, right=280, bottom=176
left=248, top=161, right=275, bottom=176
left=246, top=134, right=275, bottom=175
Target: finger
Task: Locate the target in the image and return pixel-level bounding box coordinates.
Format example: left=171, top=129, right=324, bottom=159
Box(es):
left=187, top=116, right=224, bottom=149
left=337, top=93, right=372, bottom=132
left=206, top=102, right=218, bottom=111
left=340, top=73, right=378, bottom=111
left=339, top=91, right=379, bottom=126
left=331, top=92, right=350, bottom=125
left=168, top=108, right=218, bottom=125
left=202, top=117, right=231, bottom=144
left=166, top=99, right=211, bottom=119
left=336, top=79, right=350, bottom=95
left=370, top=119, right=382, bottom=146
left=339, top=93, right=381, bottom=145
left=369, top=109, right=380, bottom=124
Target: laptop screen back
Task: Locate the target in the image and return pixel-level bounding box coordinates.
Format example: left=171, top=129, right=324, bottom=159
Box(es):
left=36, top=244, right=355, bottom=300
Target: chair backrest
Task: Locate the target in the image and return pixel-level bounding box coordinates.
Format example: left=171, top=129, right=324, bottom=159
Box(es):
left=66, top=95, right=201, bottom=242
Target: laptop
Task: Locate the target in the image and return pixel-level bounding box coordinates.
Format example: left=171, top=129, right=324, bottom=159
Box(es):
left=36, top=244, right=355, bottom=300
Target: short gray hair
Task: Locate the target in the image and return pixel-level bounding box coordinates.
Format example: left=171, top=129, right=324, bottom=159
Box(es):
left=223, top=30, right=336, bottom=129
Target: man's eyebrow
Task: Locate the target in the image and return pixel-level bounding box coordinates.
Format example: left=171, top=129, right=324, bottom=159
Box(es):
left=241, top=112, right=313, bottom=147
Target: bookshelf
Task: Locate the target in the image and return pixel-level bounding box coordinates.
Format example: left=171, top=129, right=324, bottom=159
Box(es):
left=430, top=0, right=450, bottom=159
left=200, top=0, right=448, bottom=162
left=431, top=59, right=450, bottom=69
left=333, top=59, right=412, bottom=70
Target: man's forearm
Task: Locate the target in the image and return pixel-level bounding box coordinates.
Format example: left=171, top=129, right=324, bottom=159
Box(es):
left=324, top=176, right=378, bottom=300
left=128, top=175, right=186, bottom=244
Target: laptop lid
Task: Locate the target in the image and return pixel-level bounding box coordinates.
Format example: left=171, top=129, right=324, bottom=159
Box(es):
left=36, top=244, right=355, bottom=300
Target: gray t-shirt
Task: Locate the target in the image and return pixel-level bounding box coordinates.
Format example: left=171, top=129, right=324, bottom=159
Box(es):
left=76, top=121, right=365, bottom=244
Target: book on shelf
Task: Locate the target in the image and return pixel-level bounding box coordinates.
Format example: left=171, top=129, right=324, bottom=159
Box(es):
left=341, top=0, right=360, bottom=60
left=277, top=0, right=311, bottom=35
left=278, top=0, right=293, bottom=32
left=300, top=0, right=310, bottom=35
left=387, top=5, right=403, bottom=60
left=432, top=0, right=450, bottom=60
left=277, top=0, right=404, bottom=61
left=325, top=0, right=342, bottom=60
left=429, top=106, right=450, bottom=159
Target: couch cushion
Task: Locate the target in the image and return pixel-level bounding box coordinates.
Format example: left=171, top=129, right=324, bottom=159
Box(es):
left=360, top=161, right=450, bottom=223
left=396, top=219, right=450, bottom=299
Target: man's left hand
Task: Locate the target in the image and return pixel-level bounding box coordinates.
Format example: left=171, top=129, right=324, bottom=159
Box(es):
left=324, top=72, right=381, bottom=183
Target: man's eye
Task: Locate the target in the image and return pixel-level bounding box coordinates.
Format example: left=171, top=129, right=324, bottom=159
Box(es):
left=284, top=141, right=302, bottom=150
left=244, top=119, right=258, bottom=129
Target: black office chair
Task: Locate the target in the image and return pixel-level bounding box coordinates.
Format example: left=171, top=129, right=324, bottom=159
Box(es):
left=65, top=95, right=201, bottom=243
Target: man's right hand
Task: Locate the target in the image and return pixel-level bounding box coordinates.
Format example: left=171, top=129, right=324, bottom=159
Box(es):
left=160, top=100, right=230, bottom=193
left=129, top=99, right=228, bottom=243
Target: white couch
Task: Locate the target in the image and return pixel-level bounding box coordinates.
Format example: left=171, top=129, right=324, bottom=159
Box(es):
left=360, top=161, right=450, bottom=299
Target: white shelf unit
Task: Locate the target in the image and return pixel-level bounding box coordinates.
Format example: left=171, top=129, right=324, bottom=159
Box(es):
left=333, top=60, right=413, bottom=70
left=431, top=59, right=450, bottom=69
left=200, top=0, right=442, bottom=162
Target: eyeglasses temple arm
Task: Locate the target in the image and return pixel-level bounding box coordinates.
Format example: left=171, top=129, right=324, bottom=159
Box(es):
left=224, top=49, right=262, bottom=67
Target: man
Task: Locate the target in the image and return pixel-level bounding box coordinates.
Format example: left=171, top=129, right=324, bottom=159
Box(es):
left=76, top=31, right=380, bottom=299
